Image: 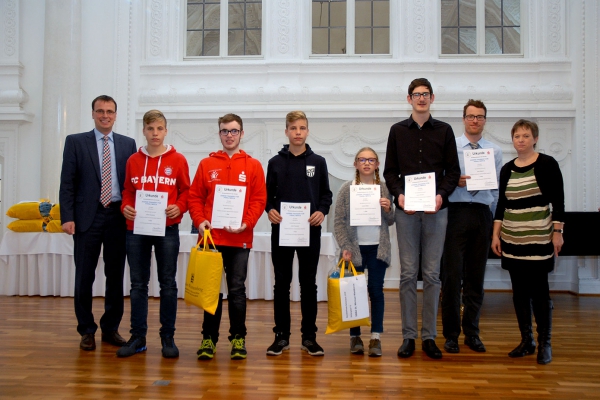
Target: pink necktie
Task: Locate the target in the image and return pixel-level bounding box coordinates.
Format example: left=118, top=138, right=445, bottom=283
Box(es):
left=100, top=136, right=112, bottom=207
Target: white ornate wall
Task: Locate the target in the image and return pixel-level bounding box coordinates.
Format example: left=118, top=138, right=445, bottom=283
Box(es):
left=1, top=0, right=599, bottom=292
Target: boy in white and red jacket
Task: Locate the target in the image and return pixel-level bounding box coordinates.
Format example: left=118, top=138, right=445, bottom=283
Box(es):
left=117, top=109, right=190, bottom=359
left=188, top=113, right=266, bottom=360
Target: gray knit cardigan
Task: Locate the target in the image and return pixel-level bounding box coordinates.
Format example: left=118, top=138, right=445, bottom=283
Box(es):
left=333, top=180, right=395, bottom=267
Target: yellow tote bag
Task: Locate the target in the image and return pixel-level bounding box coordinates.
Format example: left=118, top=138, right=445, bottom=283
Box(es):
left=184, top=229, right=223, bottom=315
left=325, top=259, right=371, bottom=334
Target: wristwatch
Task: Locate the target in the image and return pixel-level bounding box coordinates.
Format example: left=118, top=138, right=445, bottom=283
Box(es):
left=554, top=228, right=564, bottom=234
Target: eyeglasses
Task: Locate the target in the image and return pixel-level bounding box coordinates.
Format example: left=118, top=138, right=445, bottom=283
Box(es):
left=410, top=92, right=431, bottom=100
left=219, top=129, right=241, bottom=136
left=357, top=158, right=377, bottom=165
left=94, top=110, right=116, bottom=116
left=465, top=115, right=486, bottom=121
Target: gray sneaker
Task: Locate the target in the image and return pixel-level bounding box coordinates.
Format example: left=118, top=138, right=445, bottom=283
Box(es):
left=368, top=339, right=382, bottom=357
left=350, top=336, right=364, bottom=354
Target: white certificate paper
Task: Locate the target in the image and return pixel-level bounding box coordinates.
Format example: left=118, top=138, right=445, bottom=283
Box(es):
left=464, top=149, right=498, bottom=191
left=133, top=190, right=168, bottom=236
left=404, top=173, right=436, bottom=212
left=350, top=185, right=381, bottom=226
left=211, top=185, right=246, bottom=229
left=279, top=202, right=310, bottom=247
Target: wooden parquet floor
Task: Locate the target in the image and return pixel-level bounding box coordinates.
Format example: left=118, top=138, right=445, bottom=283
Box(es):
left=1, top=291, right=600, bottom=399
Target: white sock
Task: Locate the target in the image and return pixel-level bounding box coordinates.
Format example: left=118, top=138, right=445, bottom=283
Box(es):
left=371, top=332, right=380, bottom=340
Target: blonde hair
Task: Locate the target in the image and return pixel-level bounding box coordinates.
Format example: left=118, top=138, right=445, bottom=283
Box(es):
left=354, top=147, right=381, bottom=184
left=143, top=109, right=167, bottom=127
left=285, top=110, right=308, bottom=128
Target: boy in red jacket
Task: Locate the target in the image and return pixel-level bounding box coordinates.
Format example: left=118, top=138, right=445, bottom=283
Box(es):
left=188, top=113, right=267, bottom=360
left=117, top=109, right=190, bottom=358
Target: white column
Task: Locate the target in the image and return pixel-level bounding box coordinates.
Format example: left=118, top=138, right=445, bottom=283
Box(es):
left=39, top=0, right=82, bottom=201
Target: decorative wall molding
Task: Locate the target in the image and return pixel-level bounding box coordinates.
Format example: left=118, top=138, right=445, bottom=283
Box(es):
left=276, top=0, right=291, bottom=55
left=149, top=0, right=164, bottom=57
left=547, top=0, right=564, bottom=55
left=3, top=0, right=17, bottom=58
left=411, top=0, right=426, bottom=54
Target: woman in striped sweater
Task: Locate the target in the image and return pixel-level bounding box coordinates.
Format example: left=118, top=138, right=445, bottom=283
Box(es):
left=491, top=119, right=565, bottom=365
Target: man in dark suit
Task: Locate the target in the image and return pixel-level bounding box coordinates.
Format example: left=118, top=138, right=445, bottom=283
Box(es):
left=59, top=95, right=137, bottom=350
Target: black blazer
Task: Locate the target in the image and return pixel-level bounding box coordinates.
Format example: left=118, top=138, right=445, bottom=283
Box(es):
left=59, top=130, right=137, bottom=233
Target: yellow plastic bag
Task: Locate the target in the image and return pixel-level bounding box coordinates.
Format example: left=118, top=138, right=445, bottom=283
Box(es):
left=7, top=219, right=45, bottom=232
left=6, top=200, right=59, bottom=221
left=184, top=229, right=223, bottom=315
left=325, top=259, right=371, bottom=334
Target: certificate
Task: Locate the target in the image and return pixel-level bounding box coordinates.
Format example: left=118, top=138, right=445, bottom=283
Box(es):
left=404, top=173, right=436, bottom=212
left=464, top=149, right=498, bottom=191
left=133, top=190, right=168, bottom=236
left=350, top=184, right=381, bottom=226
left=211, top=185, right=246, bottom=229
left=279, top=202, right=310, bottom=247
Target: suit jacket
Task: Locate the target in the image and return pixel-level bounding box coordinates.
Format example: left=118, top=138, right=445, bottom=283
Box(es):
left=59, top=130, right=137, bottom=233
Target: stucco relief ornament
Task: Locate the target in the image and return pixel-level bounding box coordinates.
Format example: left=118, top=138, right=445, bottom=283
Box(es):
left=341, top=136, right=362, bottom=157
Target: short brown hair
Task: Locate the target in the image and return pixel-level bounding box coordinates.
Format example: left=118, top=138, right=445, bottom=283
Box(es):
left=143, top=109, right=167, bottom=127
left=463, top=99, right=487, bottom=118
left=511, top=119, right=539, bottom=139
left=285, top=111, right=308, bottom=128
left=92, top=95, right=117, bottom=112
left=218, top=113, right=243, bottom=130
left=408, top=78, right=433, bottom=95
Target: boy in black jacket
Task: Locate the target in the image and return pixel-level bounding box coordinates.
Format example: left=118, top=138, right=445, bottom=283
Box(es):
left=265, top=111, right=333, bottom=356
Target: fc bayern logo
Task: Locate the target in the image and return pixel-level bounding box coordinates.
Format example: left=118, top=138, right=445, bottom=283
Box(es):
left=164, top=167, right=173, bottom=176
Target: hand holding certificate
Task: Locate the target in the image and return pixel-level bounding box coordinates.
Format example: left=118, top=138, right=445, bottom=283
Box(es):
left=404, top=173, right=436, bottom=212
left=464, top=149, right=498, bottom=191
left=279, top=202, right=310, bottom=247
left=350, top=184, right=381, bottom=226
left=211, top=185, right=246, bottom=229
left=134, top=190, right=168, bottom=236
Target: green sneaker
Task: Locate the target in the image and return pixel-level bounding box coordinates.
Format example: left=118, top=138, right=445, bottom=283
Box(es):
left=230, top=335, right=247, bottom=360
left=197, top=338, right=216, bottom=360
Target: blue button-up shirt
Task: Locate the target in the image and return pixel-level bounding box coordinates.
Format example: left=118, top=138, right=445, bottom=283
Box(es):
left=447, top=134, right=503, bottom=215
left=94, top=129, right=121, bottom=202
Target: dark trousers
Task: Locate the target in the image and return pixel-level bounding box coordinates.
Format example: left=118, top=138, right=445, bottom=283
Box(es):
left=202, top=246, right=250, bottom=344
left=441, top=203, right=492, bottom=339
left=126, top=225, right=180, bottom=338
left=271, top=225, right=321, bottom=341
left=73, top=203, right=127, bottom=335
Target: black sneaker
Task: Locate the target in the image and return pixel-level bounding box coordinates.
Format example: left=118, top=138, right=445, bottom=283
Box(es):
left=266, top=333, right=290, bottom=356
left=301, top=339, right=324, bottom=356
left=161, top=335, right=179, bottom=358
left=230, top=335, right=247, bottom=360
left=197, top=337, right=216, bottom=360
left=116, top=335, right=147, bottom=358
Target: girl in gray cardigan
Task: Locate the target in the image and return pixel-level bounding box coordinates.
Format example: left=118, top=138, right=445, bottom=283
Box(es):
left=333, top=147, right=395, bottom=357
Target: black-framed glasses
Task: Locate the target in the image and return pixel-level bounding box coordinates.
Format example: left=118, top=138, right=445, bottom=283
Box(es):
left=357, top=158, right=377, bottom=165
left=465, top=115, right=486, bottom=121
left=410, top=92, right=431, bottom=100
left=219, top=129, right=241, bottom=136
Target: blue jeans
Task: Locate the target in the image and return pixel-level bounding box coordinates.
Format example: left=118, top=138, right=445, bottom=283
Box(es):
left=126, top=225, right=180, bottom=337
left=395, top=209, right=448, bottom=341
left=350, top=244, right=388, bottom=336
left=201, top=246, right=249, bottom=344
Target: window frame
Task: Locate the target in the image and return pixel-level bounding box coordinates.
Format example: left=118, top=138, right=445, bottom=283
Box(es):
left=183, top=0, right=265, bottom=60
left=309, top=0, right=392, bottom=58
left=439, top=0, right=525, bottom=58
